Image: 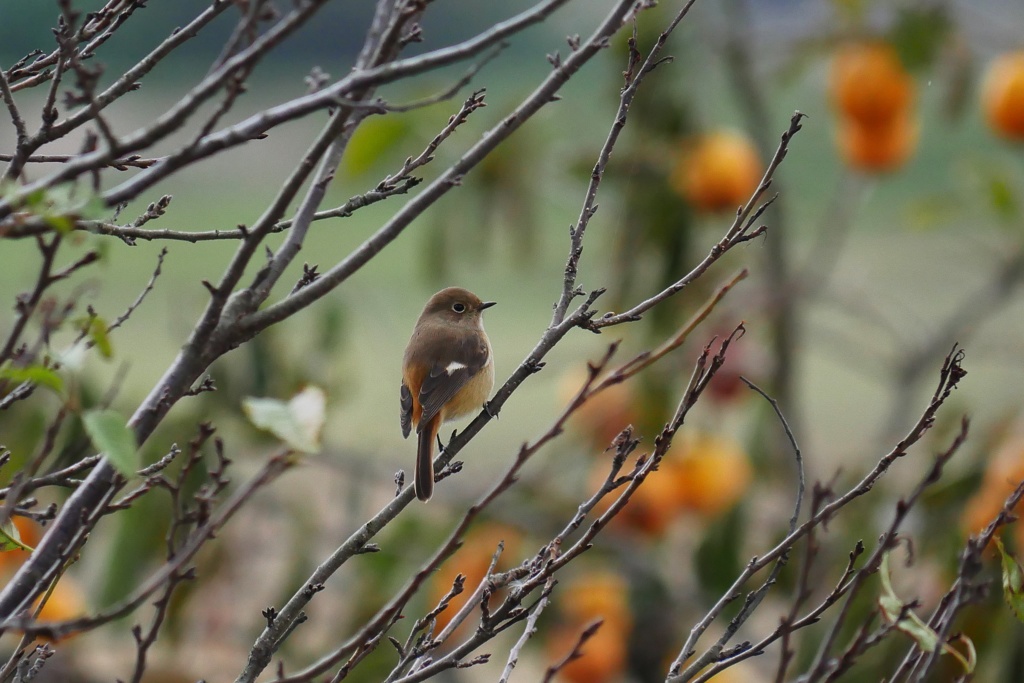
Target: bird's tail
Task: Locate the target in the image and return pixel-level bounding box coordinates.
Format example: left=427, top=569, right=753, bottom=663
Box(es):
left=415, top=415, right=440, bottom=501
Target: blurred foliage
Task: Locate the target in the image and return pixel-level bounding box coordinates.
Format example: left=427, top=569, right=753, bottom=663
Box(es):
left=888, top=6, right=953, bottom=72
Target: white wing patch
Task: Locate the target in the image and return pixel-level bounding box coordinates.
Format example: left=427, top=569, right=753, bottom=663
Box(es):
left=445, top=361, right=467, bottom=374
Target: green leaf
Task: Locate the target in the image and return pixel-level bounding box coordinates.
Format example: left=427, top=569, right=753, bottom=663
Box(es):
left=0, top=362, right=64, bottom=393
left=13, top=184, right=106, bottom=236
left=83, top=409, right=138, bottom=477
left=243, top=386, right=326, bottom=454
left=0, top=521, right=32, bottom=552
left=43, top=214, right=74, bottom=234
left=90, top=319, right=113, bottom=359
left=21, top=187, right=47, bottom=209
left=72, top=316, right=114, bottom=358
left=988, top=175, right=1019, bottom=221
left=995, top=536, right=1024, bottom=622
left=878, top=552, right=976, bottom=673
left=83, top=316, right=113, bottom=359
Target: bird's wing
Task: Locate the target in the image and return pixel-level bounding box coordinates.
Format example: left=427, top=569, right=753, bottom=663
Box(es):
left=417, top=337, right=490, bottom=428
left=400, top=382, right=414, bottom=438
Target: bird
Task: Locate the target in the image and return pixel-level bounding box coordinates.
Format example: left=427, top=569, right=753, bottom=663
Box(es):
left=401, top=287, right=495, bottom=501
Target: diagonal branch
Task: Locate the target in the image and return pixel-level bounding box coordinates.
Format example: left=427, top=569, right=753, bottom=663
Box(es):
left=592, top=111, right=805, bottom=329
left=667, top=346, right=968, bottom=681
left=552, top=0, right=699, bottom=326
left=235, top=0, right=638, bottom=338
left=0, top=69, right=28, bottom=147
left=0, top=0, right=336, bottom=213
left=96, top=0, right=587, bottom=209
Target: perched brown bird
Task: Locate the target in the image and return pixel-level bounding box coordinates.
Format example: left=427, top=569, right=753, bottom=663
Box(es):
left=401, top=287, right=495, bottom=501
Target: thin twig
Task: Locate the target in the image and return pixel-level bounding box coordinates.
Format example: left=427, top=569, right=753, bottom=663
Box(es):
left=551, top=0, right=700, bottom=326
left=235, top=0, right=638, bottom=337
left=893, top=478, right=1024, bottom=681
left=107, top=247, right=167, bottom=333
left=0, top=8, right=774, bottom=682
left=798, top=420, right=970, bottom=682
left=742, top=376, right=805, bottom=531
left=591, top=111, right=805, bottom=329
left=0, top=69, right=28, bottom=146
left=497, top=577, right=555, bottom=683
left=0, top=450, right=293, bottom=640
left=0, top=153, right=159, bottom=169
left=541, top=620, right=604, bottom=683
left=0, top=455, right=101, bottom=501
left=668, top=347, right=968, bottom=681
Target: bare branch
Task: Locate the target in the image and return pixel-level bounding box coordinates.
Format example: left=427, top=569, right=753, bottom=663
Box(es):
left=742, top=376, right=806, bottom=532
left=0, top=449, right=293, bottom=640
left=592, top=111, right=806, bottom=329
left=668, top=346, right=968, bottom=681
left=0, top=153, right=159, bottom=169
left=0, top=69, right=28, bottom=146
left=0, top=0, right=334, bottom=208
left=497, top=577, right=555, bottom=683
left=894, top=478, right=1024, bottom=680
left=106, top=247, right=166, bottom=333
left=236, top=0, right=638, bottom=337
left=0, top=236, right=62, bottom=363
left=541, top=620, right=604, bottom=683
left=552, top=0, right=700, bottom=326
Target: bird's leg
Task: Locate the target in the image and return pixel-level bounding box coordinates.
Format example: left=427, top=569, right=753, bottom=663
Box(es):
left=437, top=429, right=458, bottom=454
left=484, top=400, right=498, bottom=419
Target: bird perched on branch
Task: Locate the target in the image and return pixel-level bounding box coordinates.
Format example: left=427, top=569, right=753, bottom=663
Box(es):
left=401, top=287, right=495, bottom=501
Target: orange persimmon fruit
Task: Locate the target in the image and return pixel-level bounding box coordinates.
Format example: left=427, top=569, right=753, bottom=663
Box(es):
left=981, top=50, right=1024, bottom=140
left=548, top=619, right=628, bottom=683
left=559, top=367, right=639, bottom=450
left=426, top=522, right=521, bottom=634
left=963, top=436, right=1024, bottom=542
left=671, top=130, right=762, bottom=213
left=831, top=41, right=914, bottom=127
left=548, top=572, right=632, bottom=683
left=836, top=113, right=919, bottom=173
left=672, top=433, right=752, bottom=517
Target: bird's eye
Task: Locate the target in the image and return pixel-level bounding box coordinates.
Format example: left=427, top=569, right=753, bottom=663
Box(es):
left=452, top=302, right=467, bottom=313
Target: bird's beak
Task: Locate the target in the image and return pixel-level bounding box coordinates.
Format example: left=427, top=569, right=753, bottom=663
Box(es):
left=479, top=301, right=497, bottom=311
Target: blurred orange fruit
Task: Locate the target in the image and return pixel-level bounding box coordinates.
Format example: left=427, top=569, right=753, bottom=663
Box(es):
left=548, top=571, right=633, bottom=683
left=962, top=493, right=1001, bottom=543
left=981, top=50, right=1024, bottom=140
left=36, top=577, right=85, bottom=624
left=560, top=571, right=632, bottom=628
left=671, top=433, right=752, bottom=517
left=671, top=130, right=762, bottom=213
left=595, top=457, right=687, bottom=537
left=0, top=519, right=84, bottom=640
left=548, top=619, right=628, bottom=683
left=427, top=522, right=521, bottom=634
left=593, top=432, right=752, bottom=536
left=963, top=436, right=1024, bottom=540
left=831, top=41, right=914, bottom=128
left=836, top=113, right=919, bottom=173
left=560, top=367, right=639, bottom=449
